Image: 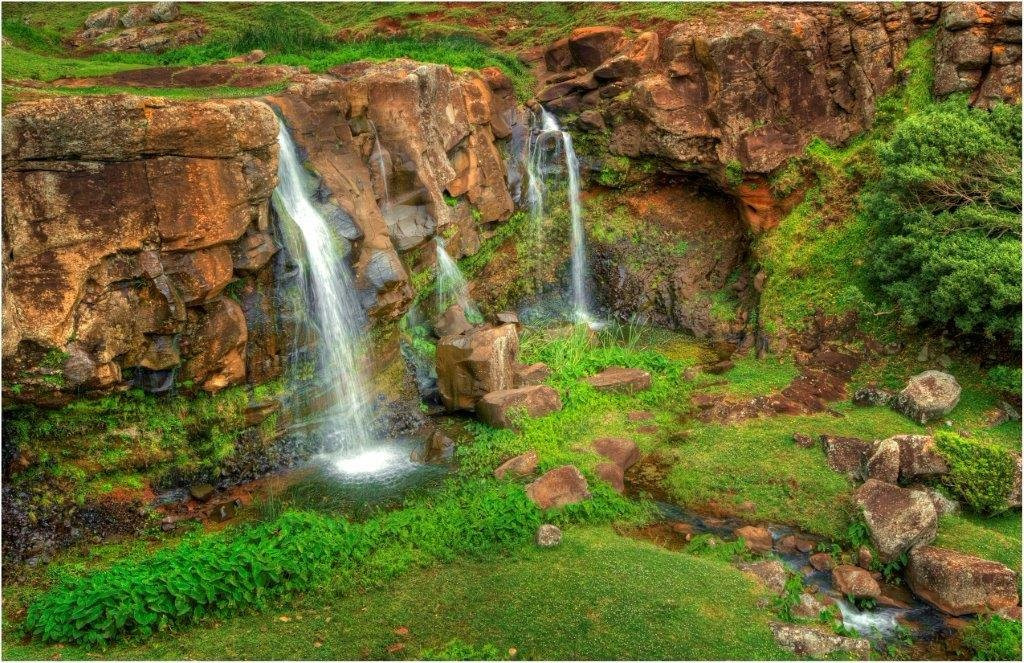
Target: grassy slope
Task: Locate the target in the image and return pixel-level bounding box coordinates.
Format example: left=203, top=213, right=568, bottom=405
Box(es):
left=3, top=527, right=786, bottom=661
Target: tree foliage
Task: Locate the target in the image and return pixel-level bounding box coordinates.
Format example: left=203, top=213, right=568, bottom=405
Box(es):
left=863, top=98, right=1022, bottom=345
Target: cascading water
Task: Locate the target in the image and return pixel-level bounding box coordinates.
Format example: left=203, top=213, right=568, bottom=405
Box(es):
left=526, top=108, right=594, bottom=324
left=434, top=237, right=481, bottom=321
left=273, top=122, right=377, bottom=469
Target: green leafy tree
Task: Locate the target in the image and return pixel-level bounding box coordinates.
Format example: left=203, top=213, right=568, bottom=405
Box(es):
left=863, top=98, right=1022, bottom=346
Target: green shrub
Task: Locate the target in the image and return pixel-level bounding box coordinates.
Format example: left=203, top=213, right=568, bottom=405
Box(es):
left=935, top=431, right=1016, bottom=515
left=960, top=614, right=1022, bottom=661
left=987, top=365, right=1022, bottom=397
left=864, top=98, right=1022, bottom=346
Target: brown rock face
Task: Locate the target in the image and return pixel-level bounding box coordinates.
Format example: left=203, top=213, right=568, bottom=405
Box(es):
left=514, top=362, right=552, bottom=387
left=856, top=479, right=938, bottom=562
left=477, top=385, right=563, bottom=428
left=435, top=323, right=519, bottom=411
left=525, top=465, right=591, bottom=509
left=584, top=366, right=652, bottom=393
left=2, top=95, right=280, bottom=398
left=493, top=450, right=539, bottom=480
left=832, top=564, right=881, bottom=599
left=592, top=437, right=640, bottom=471
left=934, top=2, right=1022, bottom=109
left=907, top=546, right=1019, bottom=616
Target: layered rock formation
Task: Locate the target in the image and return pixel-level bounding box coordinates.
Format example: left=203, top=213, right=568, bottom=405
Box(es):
left=2, top=95, right=281, bottom=401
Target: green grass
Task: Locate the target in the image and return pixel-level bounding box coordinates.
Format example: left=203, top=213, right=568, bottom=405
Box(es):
left=708, top=354, right=800, bottom=397
left=3, top=527, right=787, bottom=661
left=934, top=512, right=1022, bottom=573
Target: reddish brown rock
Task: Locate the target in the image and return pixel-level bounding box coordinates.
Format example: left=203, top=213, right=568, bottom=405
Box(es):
left=568, top=27, right=625, bottom=68
left=809, top=552, right=835, bottom=572
left=821, top=435, right=875, bottom=479
left=856, top=479, right=938, bottom=562
left=435, top=324, right=519, bottom=411
left=596, top=461, right=625, bottom=493
left=735, top=525, right=773, bottom=554
left=592, top=437, right=640, bottom=471
left=776, top=535, right=816, bottom=555
left=832, top=564, right=882, bottom=599
left=181, top=297, right=248, bottom=392
left=892, top=370, right=962, bottom=424
left=584, top=366, right=651, bottom=393
left=866, top=436, right=901, bottom=484
left=477, top=385, right=563, bottom=429
left=525, top=465, right=591, bottom=509
left=493, top=450, right=539, bottom=480
left=893, top=434, right=950, bottom=481
left=907, top=546, right=1019, bottom=616
left=514, top=362, right=551, bottom=387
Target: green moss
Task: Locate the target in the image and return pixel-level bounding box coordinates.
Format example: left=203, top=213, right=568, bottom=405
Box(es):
left=935, top=431, right=1017, bottom=516
left=724, top=160, right=744, bottom=187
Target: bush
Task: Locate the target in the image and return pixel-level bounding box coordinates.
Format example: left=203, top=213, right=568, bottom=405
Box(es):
left=934, top=431, right=1016, bottom=515
left=987, top=365, right=1022, bottom=398
left=960, top=614, right=1022, bottom=661
left=864, top=98, right=1022, bottom=346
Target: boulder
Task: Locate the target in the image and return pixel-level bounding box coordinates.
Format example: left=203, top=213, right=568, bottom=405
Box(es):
left=821, top=435, right=874, bottom=479
left=738, top=560, right=788, bottom=595
left=584, top=366, right=651, bottom=393
left=893, top=434, right=949, bottom=481
left=595, top=461, right=625, bottom=493
left=150, top=2, right=180, bottom=23
left=809, top=552, right=835, bottom=572
left=493, top=450, right=539, bottom=480
left=591, top=437, right=640, bottom=471
left=514, top=362, right=551, bottom=387
left=477, top=385, right=563, bottom=428
left=906, top=546, right=1019, bottom=616
left=525, top=465, right=591, bottom=509
left=435, top=323, right=519, bottom=411
left=769, top=623, right=871, bottom=659
left=536, top=523, right=562, bottom=547
left=85, top=7, right=121, bottom=29
left=832, top=564, right=881, bottom=599
left=791, top=593, right=832, bottom=620
left=892, top=370, right=962, bottom=424
left=866, top=436, right=901, bottom=483
left=735, top=525, right=773, bottom=554
left=568, top=26, right=625, bottom=68
left=855, top=479, right=938, bottom=562
left=435, top=304, right=473, bottom=338
left=857, top=546, right=874, bottom=570
left=853, top=385, right=893, bottom=407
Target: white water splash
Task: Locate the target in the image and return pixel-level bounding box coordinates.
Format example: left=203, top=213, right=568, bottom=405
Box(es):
left=836, top=598, right=901, bottom=638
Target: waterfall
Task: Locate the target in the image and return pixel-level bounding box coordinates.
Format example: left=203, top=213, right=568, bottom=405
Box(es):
left=435, top=237, right=480, bottom=321
left=273, top=122, right=374, bottom=458
left=525, top=108, right=594, bottom=323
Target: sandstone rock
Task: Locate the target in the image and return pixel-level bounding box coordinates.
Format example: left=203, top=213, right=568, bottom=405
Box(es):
left=866, top=436, right=901, bottom=483
left=735, top=525, right=773, bottom=554
left=857, top=546, right=874, bottom=570
left=832, top=564, right=881, bottom=599
left=85, top=7, right=121, bottom=29
left=893, top=434, right=950, bottom=481
left=584, top=366, right=651, bottom=393
left=769, top=623, right=871, bottom=659
left=776, top=535, right=815, bottom=555
left=892, top=371, right=962, bottom=424
left=591, top=437, right=640, bottom=471
left=435, top=323, right=519, bottom=411
left=477, top=385, right=563, bottom=429
left=856, top=479, right=938, bottom=562
left=525, top=465, right=591, bottom=509
left=493, top=450, right=539, bottom=480
left=536, top=523, right=562, bottom=547
left=544, top=37, right=573, bottom=71
left=907, top=546, right=1019, bottom=616
left=738, top=560, right=788, bottom=595
left=810, top=552, right=835, bottom=572
left=821, top=435, right=874, bottom=479
left=578, top=109, right=605, bottom=131
left=791, top=593, right=832, bottom=620
left=435, top=304, right=473, bottom=338
left=182, top=297, right=248, bottom=392
left=568, top=26, right=625, bottom=68
left=596, top=461, right=625, bottom=493
left=514, top=362, right=551, bottom=387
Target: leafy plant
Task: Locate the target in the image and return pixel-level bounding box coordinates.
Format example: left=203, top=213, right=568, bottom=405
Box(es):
left=960, top=614, right=1022, bottom=661
left=771, top=573, right=805, bottom=622
left=935, top=431, right=1016, bottom=515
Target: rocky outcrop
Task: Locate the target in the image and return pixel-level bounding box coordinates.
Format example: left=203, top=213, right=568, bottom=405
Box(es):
left=2, top=95, right=280, bottom=399
left=72, top=3, right=206, bottom=54
left=934, top=2, right=1022, bottom=109
left=477, top=385, right=563, bottom=428
left=855, top=479, right=937, bottom=562
left=435, top=323, right=519, bottom=411
left=907, top=546, right=1019, bottom=616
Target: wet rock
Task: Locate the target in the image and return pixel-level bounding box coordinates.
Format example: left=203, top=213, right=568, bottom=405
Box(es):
left=423, top=430, right=454, bottom=463
left=856, top=479, right=938, bottom=562
left=738, top=560, right=788, bottom=595
left=536, top=523, right=562, bottom=547
left=211, top=499, right=238, bottom=523
left=776, top=534, right=815, bottom=555
left=769, top=622, right=871, bottom=659
left=435, top=304, right=474, bottom=338
left=584, top=366, right=651, bottom=393
left=514, top=362, right=551, bottom=387
left=907, top=546, right=1019, bottom=616
left=821, top=435, right=874, bottom=479
left=735, top=525, right=773, bottom=554
left=810, top=552, right=835, bottom=572
left=866, top=436, right=901, bottom=483
left=436, top=323, right=519, bottom=411
left=892, top=370, right=962, bottom=424
left=596, top=461, right=625, bottom=493
left=525, top=465, right=591, bottom=509
left=188, top=483, right=215, bottom=502
left=591, top=437, right=640, bottom=471
left=857, top=546, right=874, bottom=570
left=832, top=564, right=881, bottom=599
left=493, top=450, right=539, bottom=480
left=793, top=433, right=815, bottom=448
left=477, top=385, right=563, bottom=429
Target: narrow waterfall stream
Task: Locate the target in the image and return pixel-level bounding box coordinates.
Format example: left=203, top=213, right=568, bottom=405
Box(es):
left=526, top=108, right=595, bottom=324
left=273, top=122, right=382, bottom=473
left=435, top=237, right=481, bottom=321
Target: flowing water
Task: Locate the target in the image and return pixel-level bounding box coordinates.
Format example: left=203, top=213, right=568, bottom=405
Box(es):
left=435, top=237, right=481, bottom=320
left=526, top=108, right=594, bottom=324
left=273, top=122, right=376, bottom=464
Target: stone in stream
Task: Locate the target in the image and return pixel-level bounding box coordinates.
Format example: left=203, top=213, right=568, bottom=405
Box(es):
left=584, top=366, right=651, bottom=393
left=591, top=437, right=640, bottom=471
left=535, top=523, right=563, bottom=547
left=855, top=479, right=937, bottom=562
left=477, top=385, right=562, bottom=428
left=734, top=525, right=773, bottom=554
left=809, top=552, right=835, bottom=572
left=514, top=362, right=551, bottom=387
left=769, top=623, right=871, bottom=659
left=906, top=546, right=1019, bottom=616
left=525, top=465, right=591, bottom=509
left=737, top=560, right=788, bottom=595
left=595, top=462, right=625, bottom=493
left=831, top=564, right=881, bottom=599
left=493, top=450, right=539, bottom=480
left=775, top=534, right=815, bottom=555
left=436, top=323, right=519, bottom=411
left=891, top=370, right=962, bottom=424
